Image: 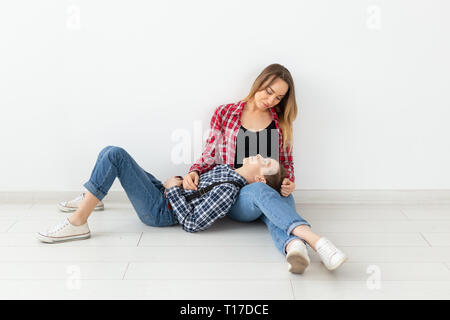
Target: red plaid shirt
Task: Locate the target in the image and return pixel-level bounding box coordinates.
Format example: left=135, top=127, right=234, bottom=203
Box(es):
left=189, top=100, right=295, bottom=183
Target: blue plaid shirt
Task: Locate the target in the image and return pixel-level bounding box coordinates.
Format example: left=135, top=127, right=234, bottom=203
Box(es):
left=165, top=164, right=248, bottom=233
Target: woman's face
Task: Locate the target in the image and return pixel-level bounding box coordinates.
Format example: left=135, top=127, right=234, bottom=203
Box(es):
left=253, top=77, right=289, bottom=111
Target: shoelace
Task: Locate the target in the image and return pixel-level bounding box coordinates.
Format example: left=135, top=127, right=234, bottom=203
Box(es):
left=316, top=239, right=337, bottom=262
left=47, top=219, right=69, bottom=235
left=67, top=193, right=85, bottom=205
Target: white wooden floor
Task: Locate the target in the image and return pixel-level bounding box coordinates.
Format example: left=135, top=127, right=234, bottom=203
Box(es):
left=1, top=200, right=450, bottom=299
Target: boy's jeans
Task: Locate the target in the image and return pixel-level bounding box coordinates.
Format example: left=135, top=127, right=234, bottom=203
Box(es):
left=83, top=146, right=178, bottom=227
left=228, top=182, right=311, bottom=256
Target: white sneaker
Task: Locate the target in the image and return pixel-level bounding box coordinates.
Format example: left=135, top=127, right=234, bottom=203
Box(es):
left=315, top=237, right=348, bottom=271
left=58, top=192, right=104, bottom=212
left=36, top=218, right=91, bottom=243
left=286, top=240, right=310, bottom=274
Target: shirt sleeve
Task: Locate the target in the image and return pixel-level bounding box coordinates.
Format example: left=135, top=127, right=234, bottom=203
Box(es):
left=189, top=105, right=223, bottom=175
left=165, top=184, right=239, bottom=233
left=280, top=144, right=295, bottom=183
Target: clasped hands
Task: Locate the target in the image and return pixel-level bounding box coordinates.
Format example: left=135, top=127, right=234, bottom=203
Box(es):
left=163, top=176, right=183, bottom=189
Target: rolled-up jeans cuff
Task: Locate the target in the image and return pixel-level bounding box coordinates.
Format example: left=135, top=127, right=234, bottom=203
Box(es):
left=283, top=235, right=303, bottom=255
left=287, top=221, right=311, bottom=236
left=83, top=180, right=107, bottom=201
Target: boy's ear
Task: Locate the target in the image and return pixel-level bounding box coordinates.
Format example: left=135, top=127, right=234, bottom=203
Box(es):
left=254, top=175, right=266, bottom=184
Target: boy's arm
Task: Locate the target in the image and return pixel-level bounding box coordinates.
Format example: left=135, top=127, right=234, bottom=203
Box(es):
left=165, top=184, right=239, bottom=233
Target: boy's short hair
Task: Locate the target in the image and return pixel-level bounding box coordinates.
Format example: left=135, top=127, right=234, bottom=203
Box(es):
left=264, top=161, right=286, bottom=194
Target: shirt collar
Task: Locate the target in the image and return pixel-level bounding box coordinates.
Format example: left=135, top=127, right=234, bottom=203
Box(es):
left=224, top=164, right=248, bottom=187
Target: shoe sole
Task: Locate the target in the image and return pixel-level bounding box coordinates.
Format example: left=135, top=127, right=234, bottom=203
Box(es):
left=286, top=251, right=310, bottom=274
left=58, top=204, right=104, bottom=212
left=325, top=256, right=349, bottom=271
left=36, top=232, right=91, bottom=243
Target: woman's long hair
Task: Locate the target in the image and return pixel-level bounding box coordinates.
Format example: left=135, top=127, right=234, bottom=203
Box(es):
left=243, top=63, right=298, bottom=152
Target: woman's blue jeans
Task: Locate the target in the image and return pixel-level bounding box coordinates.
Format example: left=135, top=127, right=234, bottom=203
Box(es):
left=83, top=146, right=178, bottom=227
left=228, top=182, right=311, bottom=256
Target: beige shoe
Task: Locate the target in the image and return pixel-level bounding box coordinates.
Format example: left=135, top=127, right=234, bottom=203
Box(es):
left=58, top=192, right=104, bottom=212
left=37, top=218, right=91, bottom=243
left=286, top=240, right=310, bottom=274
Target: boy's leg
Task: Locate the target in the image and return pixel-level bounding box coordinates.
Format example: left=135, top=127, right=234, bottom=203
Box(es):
left=143, top=170, right=165, bottom=191
left=75, top=145, right=176, bottom=227
left=69, top=191, right=100, bottom=225
left=66, top=146, right=116, bottom=225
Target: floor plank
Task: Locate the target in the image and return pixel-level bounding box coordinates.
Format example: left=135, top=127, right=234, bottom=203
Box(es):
left=0, top=279, right=293, bottom=299
left=0, top=201, right=449, bottom=299
left=291, top=280, right=450, bottom=299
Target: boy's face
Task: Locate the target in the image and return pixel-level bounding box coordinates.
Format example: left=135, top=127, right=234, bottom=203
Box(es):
left=242, top=154, right=279, bottom=182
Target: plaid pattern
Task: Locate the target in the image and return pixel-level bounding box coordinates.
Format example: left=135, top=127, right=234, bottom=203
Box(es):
left=189, top=100, right=295, bottom=182
left=165, top=164, right=248, bottom=233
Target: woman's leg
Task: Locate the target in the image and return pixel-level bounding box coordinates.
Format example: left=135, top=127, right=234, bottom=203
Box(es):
left=259, top=215, right=303, bottom=255
left=229, top=182, right=307, bottom=254
left=289, top=225, right=321, bottom=251
left=70, top=145, right=176, bottom=227
left=279, top=193, right=322, bottom=251
left=229, top=182, right=322, bottom=253
left=260, top=198, right=322, bottom=253
left=228, top=185, right=297, bottom=255
left=229, top=182, right=347, bottom=271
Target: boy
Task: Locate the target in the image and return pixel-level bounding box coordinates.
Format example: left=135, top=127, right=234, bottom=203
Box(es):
left=163, top=155, right=284, bottom=233
left=36, top=147, right=284, bottom=242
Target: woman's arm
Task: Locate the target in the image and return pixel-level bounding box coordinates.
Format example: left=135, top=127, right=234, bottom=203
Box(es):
left=189, top=105, right=223, bottom=175
left=280, top=144, right=295, bottom=183
left=279, top=144, right=296, bottom=197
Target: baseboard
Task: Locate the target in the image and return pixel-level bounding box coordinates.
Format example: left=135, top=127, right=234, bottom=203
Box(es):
left=292, top=190, right=450, bottom=205
left=1, top=190, right=450, bottom=205
left=0, top=191, right=130, bottom=204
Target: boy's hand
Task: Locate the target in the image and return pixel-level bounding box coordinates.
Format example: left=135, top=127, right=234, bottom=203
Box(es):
left=163, top=176, right=183, bottom=189
left=183, top=171, right=199, bottom=190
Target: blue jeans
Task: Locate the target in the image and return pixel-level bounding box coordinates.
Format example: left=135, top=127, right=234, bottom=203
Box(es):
left=228, top=182, right=311, bottom=256
left=83, top=146, right=178, bottom=227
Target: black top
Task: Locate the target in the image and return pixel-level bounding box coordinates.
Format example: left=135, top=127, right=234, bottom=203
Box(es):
left=234, top=120, right=279, bottom=169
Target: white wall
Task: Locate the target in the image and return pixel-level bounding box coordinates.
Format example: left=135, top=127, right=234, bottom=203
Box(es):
left=1, top=0, right=449, bottom=191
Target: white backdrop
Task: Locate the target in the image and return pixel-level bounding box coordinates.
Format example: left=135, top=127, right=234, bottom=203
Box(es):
left=1, top=0, right=449, bottom=192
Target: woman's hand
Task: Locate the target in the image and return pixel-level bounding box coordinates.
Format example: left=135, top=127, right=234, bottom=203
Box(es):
left=280, top=178, right=295, bottom=197
left=183, top=171, right=199, bottom=190
left=163, top=176, right=183, bottom=189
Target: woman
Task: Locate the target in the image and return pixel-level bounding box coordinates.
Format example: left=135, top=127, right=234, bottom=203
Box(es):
left=182, top=64, right=347, bottom=273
